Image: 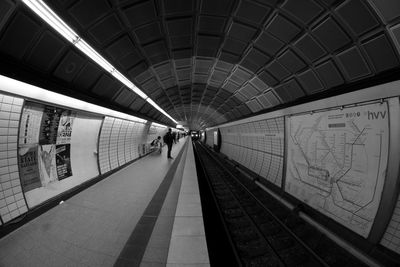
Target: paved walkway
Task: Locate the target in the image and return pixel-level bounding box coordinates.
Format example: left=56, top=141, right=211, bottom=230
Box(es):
left=0, top=137, right=203, bottom=267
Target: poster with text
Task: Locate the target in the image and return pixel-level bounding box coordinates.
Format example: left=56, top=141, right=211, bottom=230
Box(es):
left=39, top=106, right=64, bottom=145
left=56, top=111, right=75, bottom=144
left=56, top=144, right=72, bottom=180
left=19, top=104, right=44, bottom=145
left=285, top=102, right=389, bottom=237
left=38, top=144, right=58, bottom=186
left=18, top=145, right=41, bottom=192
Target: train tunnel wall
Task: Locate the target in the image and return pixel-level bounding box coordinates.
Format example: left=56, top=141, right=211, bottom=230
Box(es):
left=205, top=80, right=400, bottom=257
left=0, top=77, right=174, bottom=226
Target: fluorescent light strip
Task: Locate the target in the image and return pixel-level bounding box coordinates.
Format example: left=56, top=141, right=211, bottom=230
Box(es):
left=22, top=0, right=78, bottom=43
left=0, top=74, right=147, bottom=123
left=146, top=98, right=176, bottom=122
left=22, top=0, right=177, bottom=125
left=75, top=39, right=114, bottom=73
left=151, top=122, right=167, bottom=128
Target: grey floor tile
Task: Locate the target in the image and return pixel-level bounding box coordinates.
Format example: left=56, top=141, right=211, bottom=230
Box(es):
left=142, top=246, right=169, bottom=263
left=167, top=234, right=209, bottom=264
left=175, top=203, right=203, bottom=217
left=146, top=234, right=171, bottom=248
left=171, top=217, right=205, bottom=236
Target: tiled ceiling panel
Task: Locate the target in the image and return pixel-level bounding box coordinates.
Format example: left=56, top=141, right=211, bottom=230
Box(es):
left=362, top=33, right=399, bottom=73
left=265, top=15, right=301, bottom=43
left=281, top=0, right=323, bottom=24
left=134, top=22, right=163, bottom=44
left=0, top=12, right=42, bottom=59
left=235, top=0, right=271, bottom=25
left=336, top=0, right=380, bottom=37
left=315, top=60, right=345, bottom=88
left=54, top=51, right=86, bottom=82
left=73, top=62, right=103, bottom=92
left=122, top=1, right=157, bottom=28
left=294, top=34, right=327, bottom=63
left=312, top=17, right=351, bottom=52
left=0, top=0, right=397, bottom=129
left=26, top=31, right=66, bottom=72
left=69, top=0, right=110, bottom=27
left=336, top=46, right=371, bottom=81
left=88, top=14, right=124, bottom=45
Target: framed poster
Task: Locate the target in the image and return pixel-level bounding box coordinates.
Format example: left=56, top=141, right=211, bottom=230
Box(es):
left=39, top=106, right=63, bottom=145
left=56, top=111, right=75, bottom=144
left=19, top=104, right=43, bottom=145
left=38, top=144, right=58, bottom=185
left=18, top=145, right=41, bottom=192
left=56, top=144, right=72, bottom=180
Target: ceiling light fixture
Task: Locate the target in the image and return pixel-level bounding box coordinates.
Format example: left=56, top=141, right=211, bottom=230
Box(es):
left=146, top=98, right=177, bottom=122
left=0, top=74, right=148, bottom=124
left=22, top=0, right=178, bottom=125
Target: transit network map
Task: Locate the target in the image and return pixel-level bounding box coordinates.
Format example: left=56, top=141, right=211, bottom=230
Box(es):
left=285, top=102, right=389, bottom=237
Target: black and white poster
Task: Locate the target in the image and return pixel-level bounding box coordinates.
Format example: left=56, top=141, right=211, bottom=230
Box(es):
left=39, top=106, right=64, bottom=145
left=56, top=111, right=75, bottom=144
left=38, top=144, right=58, bottom=185
left=18, top=145, right=41, bottom=192
left=56, top=144, right=72, bottom=180
left=19, top=104, right=43, bottom=145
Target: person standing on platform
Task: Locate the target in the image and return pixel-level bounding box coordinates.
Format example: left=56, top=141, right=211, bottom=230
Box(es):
left=164, top=128, right=174, bottom=159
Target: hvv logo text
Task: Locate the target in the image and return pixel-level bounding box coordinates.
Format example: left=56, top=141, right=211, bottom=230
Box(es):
left=367, top=110, right=387, bottom=120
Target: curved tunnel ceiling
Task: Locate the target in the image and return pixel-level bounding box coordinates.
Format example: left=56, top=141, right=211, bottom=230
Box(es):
left=0, top=0, right=400, bottom=129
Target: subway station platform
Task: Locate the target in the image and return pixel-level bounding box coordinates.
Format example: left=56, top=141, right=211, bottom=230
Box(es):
left=0, top=137, right=209, bottom=267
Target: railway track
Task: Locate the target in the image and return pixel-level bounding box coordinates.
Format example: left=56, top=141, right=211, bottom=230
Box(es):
left=193, top=141, right=367, bottom=267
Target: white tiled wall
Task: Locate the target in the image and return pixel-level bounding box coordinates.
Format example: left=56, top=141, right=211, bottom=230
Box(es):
left=98, top=117, right=147, bottom=175
left=381, top=193, right=400, bottom=253
left=98, top=117, right=114, bottom=174
left=130, top=123, right=145, bottom=159
left=219, top=117, right=284, bottom=187
left=109, top=119, right=122, bottom=170
left=128, top=122, right=138, bottom=161
left=124, top=122, right=134, bottom=163
left=0, top=94, right=28, bottom=223
left=117, top=120, right=129, bottom=166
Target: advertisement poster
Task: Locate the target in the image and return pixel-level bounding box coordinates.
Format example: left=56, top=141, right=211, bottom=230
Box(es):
left=56, top=111, right=75, bottom=144
left=18, top=146, right=41, bottom=192
left=38, top=144, right=58, bottom=186
left=19, top=104, right=44, bottom=145
left=39, top=106, right=64, bottom=145
left=56, top=144, right=72, bottom=180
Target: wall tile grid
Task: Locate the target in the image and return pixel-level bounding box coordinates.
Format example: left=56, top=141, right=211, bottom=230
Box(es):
left=129, top=122, right=141, bottom=160
left=124, top=121, right=135, bottom=163
left=109, top=119, right=122, bottom=170
left=220, top=117, right=284, bottom=187
left=0, top=94, right=28, bottom=223
left=98, top=116, right=149, bottom=175
left=117, top=120, right=129, bottom=166
left=98, top=117, right=114, bottom=174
